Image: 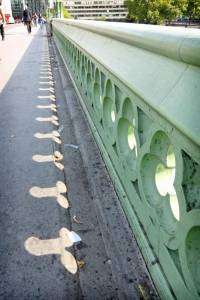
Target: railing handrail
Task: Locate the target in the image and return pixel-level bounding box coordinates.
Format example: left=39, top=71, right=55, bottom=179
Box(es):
left=55, top=19, right=200, bottom=67
left=53, top=19, right=200, bottom=148
left=53, top=20, right=200, bottom=299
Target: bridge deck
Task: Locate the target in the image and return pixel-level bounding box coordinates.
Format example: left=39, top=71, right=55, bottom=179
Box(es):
left=0, top=24, right=156, bottom=299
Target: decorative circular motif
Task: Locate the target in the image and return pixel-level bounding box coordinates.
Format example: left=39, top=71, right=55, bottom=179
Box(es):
left=177, top=210, right=200, bottom=298
left=59, top=37, right=200, bottom=297
left=102, top=79, right=116, bottom=144
left=116, top=98, right=138, bottom=181
left=139, top=131, right=181, bottom=229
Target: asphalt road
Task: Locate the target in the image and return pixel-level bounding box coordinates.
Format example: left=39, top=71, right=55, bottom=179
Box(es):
left=0, top=24, right=157, bottom=299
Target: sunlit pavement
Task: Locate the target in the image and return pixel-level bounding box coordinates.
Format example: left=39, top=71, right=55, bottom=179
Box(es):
left=0, top=24, right=39, bottom=93
left=0, top=24, right=156, bottom=299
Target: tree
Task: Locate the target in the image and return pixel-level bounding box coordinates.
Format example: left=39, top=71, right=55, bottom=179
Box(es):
left=124, top=0, right=188, bottom=24
left=124, top=0, right=147, bottom=22
left=63, top=7, right=71, bottom=19
left=185, top=0, right=200, bottom=22
left=150, top=0, right=188, bottom=24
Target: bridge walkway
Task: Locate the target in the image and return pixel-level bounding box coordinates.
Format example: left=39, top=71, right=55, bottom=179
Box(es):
left=0, top=24, right=156, bottom=299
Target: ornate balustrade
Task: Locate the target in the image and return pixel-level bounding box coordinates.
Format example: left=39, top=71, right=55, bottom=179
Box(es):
left=52, top=19, right=200, bottom=299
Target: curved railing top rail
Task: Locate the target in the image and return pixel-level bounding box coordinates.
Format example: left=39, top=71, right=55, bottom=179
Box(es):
left=53, top=19, right=200, bottom=148
left=55, top=19, right=200, bottom=67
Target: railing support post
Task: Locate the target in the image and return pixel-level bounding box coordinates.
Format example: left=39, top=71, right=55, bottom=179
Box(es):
left=55, top=0, right=63, bottom=18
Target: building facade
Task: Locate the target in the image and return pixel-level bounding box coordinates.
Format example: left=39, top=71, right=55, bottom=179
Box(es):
left=11, top=0, right=23, bottom=18
left=26, top=0, right=48, bottom=13
left=10, top=0, right=48, bottom=18
left=64, top=0, right=127, bottom=20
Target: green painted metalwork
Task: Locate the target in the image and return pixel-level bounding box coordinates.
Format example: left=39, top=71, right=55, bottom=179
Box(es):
left=52, top=19, right=200, bottom=299
left=55, top=0, right=63, bottom=18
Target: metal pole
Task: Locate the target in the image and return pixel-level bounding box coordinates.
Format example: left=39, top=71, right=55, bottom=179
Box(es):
left=56, top=0, right=62, bottom=18
left=22, top=0, right=26, bottom=9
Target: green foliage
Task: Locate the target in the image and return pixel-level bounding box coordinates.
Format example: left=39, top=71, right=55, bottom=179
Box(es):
left=124, top=0, right=146, bottom=22
left=63, top=7, right=71, bottom=19
left=124, top=0, right=188, bottom=24
left=98, top=15, right=107, bottom=21
left=186, top=0, right=200, bottom=20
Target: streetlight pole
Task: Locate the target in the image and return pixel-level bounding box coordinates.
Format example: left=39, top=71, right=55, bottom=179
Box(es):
left=55, top=0, right=62, bottom=18
left=22, top=0, right=26, bottom=9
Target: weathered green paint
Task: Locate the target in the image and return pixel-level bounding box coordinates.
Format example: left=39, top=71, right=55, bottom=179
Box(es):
left=55, top=0, right=63, bottom=18
left=52, top=20, right=200, bottom=299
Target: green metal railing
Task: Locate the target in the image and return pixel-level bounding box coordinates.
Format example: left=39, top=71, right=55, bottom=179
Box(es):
left=52, top=19, right=200, bottom=299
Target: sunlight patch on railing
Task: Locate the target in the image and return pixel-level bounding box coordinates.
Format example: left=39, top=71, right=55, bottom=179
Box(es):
left=155, top=147, right=179, bottom=221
